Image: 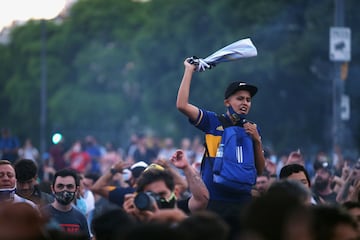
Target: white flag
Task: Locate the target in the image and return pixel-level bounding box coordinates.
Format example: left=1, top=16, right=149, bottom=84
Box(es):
left=188, top=38, right=258, bottom=72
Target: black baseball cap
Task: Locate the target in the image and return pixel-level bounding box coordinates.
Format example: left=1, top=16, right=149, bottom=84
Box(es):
left=313, top=161, right=333, bottom=175
left=224, top=81, right=258, bottom=99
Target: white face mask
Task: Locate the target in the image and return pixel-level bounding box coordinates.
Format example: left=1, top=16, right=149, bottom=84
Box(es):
left=73, top=144, right=81, bottom=153
left=0, top=187, right=16, bottom=201
left=270, top=155, right=277, bottom=164
left=122, top=169, right=132, bottom=182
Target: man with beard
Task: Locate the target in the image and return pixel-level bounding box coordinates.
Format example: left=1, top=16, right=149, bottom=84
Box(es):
left=41, top=168, right=90, bottom=239
left=312, top=161, right=338, bottom=205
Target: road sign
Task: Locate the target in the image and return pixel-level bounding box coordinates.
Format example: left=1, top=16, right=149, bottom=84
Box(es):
left=330, top=27, right=351, bottom=61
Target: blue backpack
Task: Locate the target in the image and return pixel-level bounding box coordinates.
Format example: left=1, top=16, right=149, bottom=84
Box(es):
left=212, top=115, right=257, bottom=192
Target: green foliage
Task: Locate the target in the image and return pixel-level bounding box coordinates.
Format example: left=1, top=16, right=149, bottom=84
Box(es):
left=1, top=0, right=359, bottom=156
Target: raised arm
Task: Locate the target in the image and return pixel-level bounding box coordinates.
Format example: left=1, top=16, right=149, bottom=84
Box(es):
left=153, top=158, right=188, bottom=198
left=176, top=59, right=200, bottom=122
left=91, top=161, right=128, bottom=199
left=170, top=149, right=209, bottom=212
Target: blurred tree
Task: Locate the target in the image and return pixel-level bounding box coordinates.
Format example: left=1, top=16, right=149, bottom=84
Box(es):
left=0, top=0, right=359, bottom=157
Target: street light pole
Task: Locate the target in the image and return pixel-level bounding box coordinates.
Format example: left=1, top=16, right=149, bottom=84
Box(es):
left=40, top=19, right=47, bottom=160
left=332, top=0, right=344, bottom=154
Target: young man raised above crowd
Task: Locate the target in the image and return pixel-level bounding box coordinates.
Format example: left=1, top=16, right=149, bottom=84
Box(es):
left=176, top=58, right=265, bottom=218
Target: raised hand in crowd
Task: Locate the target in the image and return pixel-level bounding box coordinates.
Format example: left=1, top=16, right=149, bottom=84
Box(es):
left=333, top=160, right=351, bottom=193
left=170, top=149, right=209, bottom=212
left=170, top=149, right=190, bottom=170
left=336, top=161, right=360, bottom=203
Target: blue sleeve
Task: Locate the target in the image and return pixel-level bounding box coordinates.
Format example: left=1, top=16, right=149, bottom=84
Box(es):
left=189, top=109, right=218, bottom=131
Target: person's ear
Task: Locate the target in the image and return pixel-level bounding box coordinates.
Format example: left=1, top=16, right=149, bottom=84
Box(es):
left=224, top=99, right=230, bottom=107
left=173, top=185, right=182, bottom=199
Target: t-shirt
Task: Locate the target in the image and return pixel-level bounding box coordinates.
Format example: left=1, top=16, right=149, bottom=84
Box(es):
left=69, top=152, right=91, bottom=173
left=42, top=204, right=90, bottom=239
left=313, top=191, right=338, bottom=205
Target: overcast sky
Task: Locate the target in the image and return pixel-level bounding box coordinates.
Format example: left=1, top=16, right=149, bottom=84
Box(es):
left=0, top=0, right=69, bottom=31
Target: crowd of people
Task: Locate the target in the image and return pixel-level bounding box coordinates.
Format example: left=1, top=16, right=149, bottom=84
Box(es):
left=1, top=57, right=360, bottom=240
left=1, top=129, right=360, bottom=240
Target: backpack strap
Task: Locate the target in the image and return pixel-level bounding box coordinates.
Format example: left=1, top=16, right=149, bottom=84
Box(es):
left=200, top=140, right=209, bottom=174
left=217, top=114, right=233, bottom=128
left=218, top=114, right=256, bottom=128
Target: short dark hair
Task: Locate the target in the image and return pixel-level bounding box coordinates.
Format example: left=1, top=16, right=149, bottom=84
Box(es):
left=91, top=208, right=136, bottom=239
left=84, top=172, right=100, bottom=183
left=52, top=168, right=80, bottom=187
left=177, top=211, right=230, bottom=240
left=136, top=169, right=174, bottom=193
left=279, top=163, right=311, bottom=187
left=267, top=179, right=312, bottom=204
left=14, top=159, right=38, bottom=182
left=312, top=205, right=358, bottom=240
left=258, top=170, right=271, bottom=179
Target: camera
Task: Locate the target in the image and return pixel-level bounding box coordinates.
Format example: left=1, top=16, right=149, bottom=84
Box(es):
left=134, top=191, right=160, bottom=211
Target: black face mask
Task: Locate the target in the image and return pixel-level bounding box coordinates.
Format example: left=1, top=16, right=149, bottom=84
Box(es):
left=54, top=190, right=75, bottom=205
left=157, top=192, right=177, bottom=209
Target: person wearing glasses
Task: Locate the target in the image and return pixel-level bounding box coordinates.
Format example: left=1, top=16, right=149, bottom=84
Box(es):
left=122, top=149, right=209, bottom=223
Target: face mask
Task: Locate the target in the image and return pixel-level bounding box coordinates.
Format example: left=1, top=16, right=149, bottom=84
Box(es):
left=122, top=169, right=132, bottom=182
left=228, top=106, right=247, bottom=124
left=54, top=190, right=75, bottom=205
left=0, top=187, right=16, bottom=201
left=270, top=155, right=277, bottom=164
left=73, top=145, right=81, bottom=153
left=157, top=192, right=177, bottom=209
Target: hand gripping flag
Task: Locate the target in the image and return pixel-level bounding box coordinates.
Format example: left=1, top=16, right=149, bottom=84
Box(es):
left=188, top=38, right=257, bottom=72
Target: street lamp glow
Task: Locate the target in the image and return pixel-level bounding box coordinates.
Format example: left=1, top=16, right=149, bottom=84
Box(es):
left=52, top=133, right=63, bottom=144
